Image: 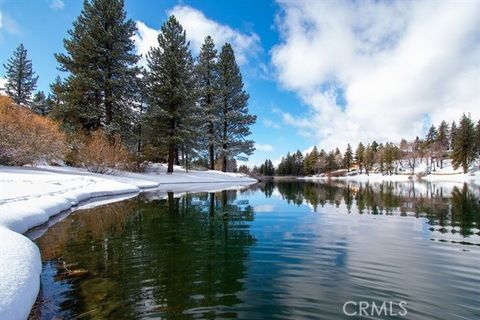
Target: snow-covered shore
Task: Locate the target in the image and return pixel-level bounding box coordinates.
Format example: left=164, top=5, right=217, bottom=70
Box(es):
left=0, top=165, right=256, bottom=320
left=300, top=160, right=480, bottom=186
left=300, top=171, right=480, bottom=185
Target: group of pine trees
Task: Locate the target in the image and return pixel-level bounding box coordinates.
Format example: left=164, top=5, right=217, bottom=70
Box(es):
left=1, top=0, right=256, bottom=173
left=264, top=114, right=480, bottom=176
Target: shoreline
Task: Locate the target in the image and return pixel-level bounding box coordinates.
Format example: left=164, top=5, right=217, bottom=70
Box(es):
left=0, top=165, right=257, bottom=320
left=298, top=172, right=480, bottom=185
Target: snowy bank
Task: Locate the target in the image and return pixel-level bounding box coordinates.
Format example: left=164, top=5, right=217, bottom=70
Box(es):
left=300, top=159, right=480, bottom=186
left=0, top=165, right=256, bottom=319
left=300, top=171, right=480, bottom=186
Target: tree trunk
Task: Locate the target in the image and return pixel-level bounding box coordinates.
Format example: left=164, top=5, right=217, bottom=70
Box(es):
left=168, top=142, right=174, bottom=173
left=209, top=143, right=215, bottom=170
left=174, top=146, right=180, bottom=166
left=208, top=121, right=214, bottom=170
left=222, top=153, right=227, bottom=172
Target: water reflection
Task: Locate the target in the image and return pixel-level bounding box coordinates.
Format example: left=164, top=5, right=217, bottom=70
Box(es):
left=34, top=190, right=255, bottom=319
left=32, top=180, right=480, bottom=320
left=256, top=181, right=480, bottom=238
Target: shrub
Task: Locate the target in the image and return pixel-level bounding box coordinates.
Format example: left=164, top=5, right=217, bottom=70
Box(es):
left=75, top=130, right=131, bottom=174
left=127, top=154, right=150, bottom=172
left=0, top=95, right=68, bottom=165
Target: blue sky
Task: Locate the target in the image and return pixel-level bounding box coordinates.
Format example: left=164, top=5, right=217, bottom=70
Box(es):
left=1, top=0, right=479, bottom=166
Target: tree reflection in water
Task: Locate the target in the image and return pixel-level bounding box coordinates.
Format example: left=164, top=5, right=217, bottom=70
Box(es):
left=35, top=190, right=256, bottom=319
left=256, top=180, right=479, bottom=237
left=33, top=180, right=479, bottom=319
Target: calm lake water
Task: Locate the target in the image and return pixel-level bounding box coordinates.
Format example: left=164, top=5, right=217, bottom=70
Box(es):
left=32, top=181, right=480, bottom=319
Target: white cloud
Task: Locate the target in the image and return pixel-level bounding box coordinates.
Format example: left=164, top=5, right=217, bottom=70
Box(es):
left=272, top=0, right=480, bottom=151
left=50, top=0, right=65, bottom=10
left=263, top=119, right=281, bottom=129
left=134, top=5, right=261, bottom=65
left=256, top=143, right=275, bottom=152
left=0, top=12, right=20, bottom=35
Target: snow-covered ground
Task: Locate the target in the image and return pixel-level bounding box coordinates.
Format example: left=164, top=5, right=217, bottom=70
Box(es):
left=0, top=165, right=256, bottom=320
left=300, top=159, right=480, bottom=186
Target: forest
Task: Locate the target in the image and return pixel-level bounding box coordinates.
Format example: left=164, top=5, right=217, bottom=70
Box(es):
left=0, top=0, right=256, bottom=173
left=254, top=115, right=480, bottom=177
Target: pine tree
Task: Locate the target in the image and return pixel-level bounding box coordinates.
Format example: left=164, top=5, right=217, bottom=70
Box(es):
left=304, top=146, right=319, bottom=175
left=145, top=15, right=197, bottom=173
left=31, top=91, right=51, bottom=116
left=55, top=0, right=140, bottom=139
left=217, top=43, right=256, bottom=172
left=437, top=120, right=449, bottom=168
left=452, top=114, right=476, bottom=173
left=3, top=44, right=38, bottom=105
left=343, top=144, right=353, bottom=172
left=196, top=36, right=220, bottom=170
left=476, top=120, right=480, bottom=160
left=426, top=125, right=438, bottom=143
left=363, top=144, right=374, bottom=175
left=450, top=121, right=457, bottom=150
left=355, top=142, right=365, bottom=173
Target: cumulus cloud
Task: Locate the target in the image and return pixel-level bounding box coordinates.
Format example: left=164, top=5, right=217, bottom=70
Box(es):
left=272, top=0, right=480, bottom=150
left=134, top=5, right=261, bottom=65
left=256, top=143, right=275, bottom=152
left=49, top=0, right=65, bottom=10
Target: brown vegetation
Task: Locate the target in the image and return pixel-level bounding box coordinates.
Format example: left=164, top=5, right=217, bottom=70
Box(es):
left=0, top=95, right=67, bottom=165
left=74, top=130, right=131, bottom=174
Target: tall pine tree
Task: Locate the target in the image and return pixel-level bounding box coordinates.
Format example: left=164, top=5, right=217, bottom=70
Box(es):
left=343, top=143, right=353, bottom=172
left=196, top=36, right=220, bottom=170
left=145, top=15, right=197, bottom=173
left=476, top=120, right=480, bottom=160
left=355, top=142, right=365, bottom=174
left=437, top=120, right=449, bottom=168
left=55, top=0, right=140, bottom=140
left=3, top=44, right=38, bottom=105
left=217, top=43, right=256, bottom=172
left=452, top=114, right=476, bottom=173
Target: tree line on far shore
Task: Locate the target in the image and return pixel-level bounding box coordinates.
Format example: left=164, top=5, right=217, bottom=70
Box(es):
left=251, top=114, right=480, bottom=176
left=1, top=0, right=256, bottom=173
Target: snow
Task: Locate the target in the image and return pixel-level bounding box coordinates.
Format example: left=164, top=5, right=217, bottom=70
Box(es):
left=0, top=165, right=256, bottom=320
left=300, top=160, right=480, bottom=186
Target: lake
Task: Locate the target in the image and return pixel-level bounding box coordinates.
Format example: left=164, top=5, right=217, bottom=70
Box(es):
left=31, top=180, right=480, bottom=319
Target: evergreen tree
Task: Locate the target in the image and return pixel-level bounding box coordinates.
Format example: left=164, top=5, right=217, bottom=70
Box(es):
left=55, top=0, right=140, bottom=139
left=31, top=91, right=51, bottom=116
left=293, top=150, right=304, bottom=175
left=452, top=114, right=476, bottom=173
left=437, top=121, right=449, bottom=149
left=325, top=151, right=337, bottom=172
left=476, top=120, right=480, bottom=160
left=196, top=36, right=220, bottom=170
left=304, top=146, right=319, bottom=175
left=437, top=120, right=450, bottom=168
left=451, top=121, right=457, bottom=150
left=3, top=44, right=38, bottom=105
left=217, top=43, right=256, bottom=172
left=426, top=125, right=438, bottom=143
left=343, top=144, right=353, bottom=172
left=363, top=144, right=374, bottom=175
left=145, top=15, right=197, bottom=173
left=355, top=142, right=365, bottom=173
left=261, top=159, right=274, bottom=176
